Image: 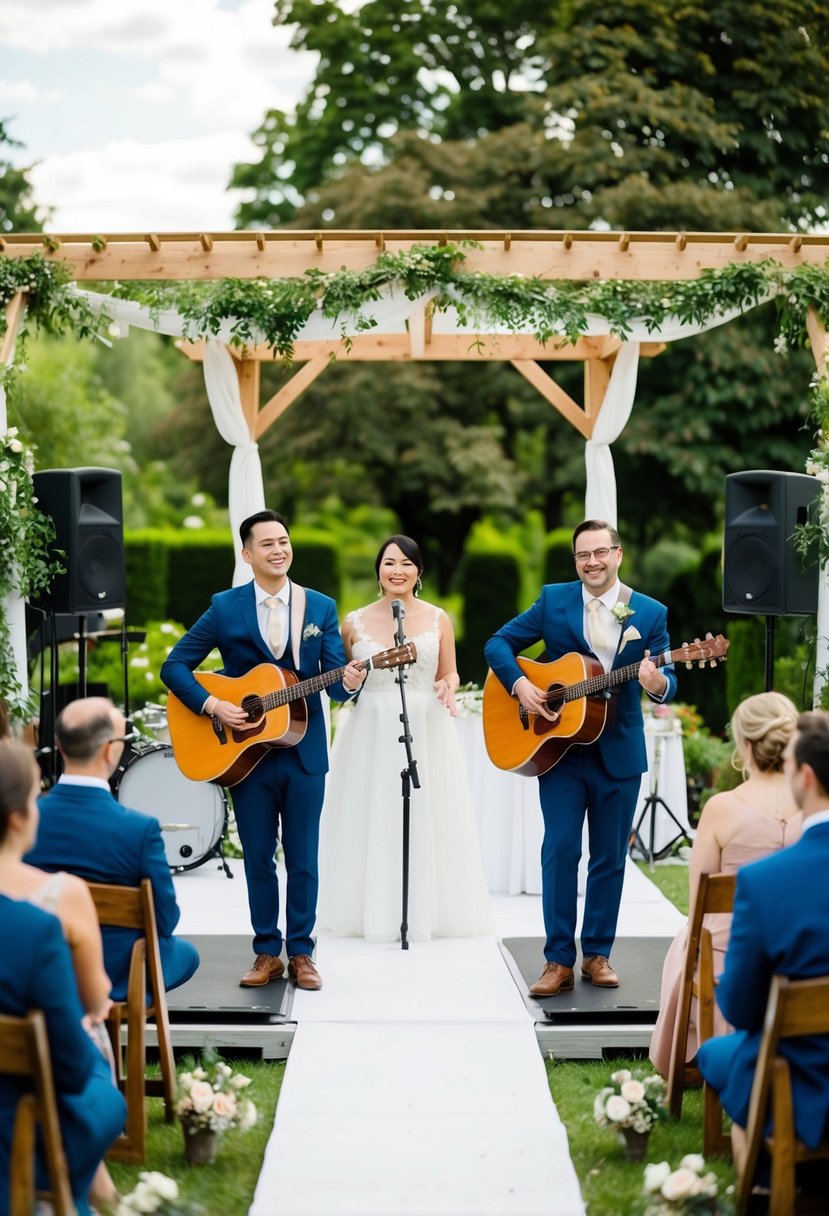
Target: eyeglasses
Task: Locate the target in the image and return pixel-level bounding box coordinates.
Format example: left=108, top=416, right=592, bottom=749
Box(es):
left=108, top=730, right=140, bottom=746
left=574, top=547, right=619, bottom=564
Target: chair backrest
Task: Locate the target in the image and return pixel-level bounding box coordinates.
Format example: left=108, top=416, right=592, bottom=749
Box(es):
left=738, top=974, right=829, bottom=1213
left=85, top=879, right=165, bottom=1012
left=667, top=871, right=736, bottom=1119
left=0, top=1010, right=76, bottom=1216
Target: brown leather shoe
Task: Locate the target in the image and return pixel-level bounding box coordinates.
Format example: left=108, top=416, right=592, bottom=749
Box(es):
left=239, top=953, right=285, bottom=987
left=288, top=954, right=322, bottom=990
left=581, top=955, right=619, bottom=987
left=528, top=962, right=574, bottom=997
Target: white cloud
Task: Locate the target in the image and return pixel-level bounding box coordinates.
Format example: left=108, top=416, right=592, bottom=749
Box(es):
left=0, top=0, right=319, bottom=230
left=29, top=132, right=259, bottom=230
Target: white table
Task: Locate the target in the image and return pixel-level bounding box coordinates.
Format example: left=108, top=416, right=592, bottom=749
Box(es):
left=455, top=695, right=691, bottom=893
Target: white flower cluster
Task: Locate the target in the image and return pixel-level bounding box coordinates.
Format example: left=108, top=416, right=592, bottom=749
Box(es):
left=116, top=1171, right=182, bottom=1214
left=593, top=1069, right=666, bottom=1134
left=175, top=1057, right=258, bottom=1135
left=643, top=1155, right=723, bottom=1213
left=0, top=426, right=30, bottom=495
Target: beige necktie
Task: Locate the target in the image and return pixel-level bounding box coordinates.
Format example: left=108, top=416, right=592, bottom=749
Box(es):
left=263, top=596, right=285, bottom=658
left=587, top=598, right=611, bottom=663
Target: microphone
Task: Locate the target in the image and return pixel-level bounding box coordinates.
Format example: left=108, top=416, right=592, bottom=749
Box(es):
left=391, top=599, right=405, bottom=646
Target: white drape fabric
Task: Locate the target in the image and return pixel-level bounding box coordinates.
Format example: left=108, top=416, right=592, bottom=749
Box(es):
left=202, top=340, right=265, bottom=586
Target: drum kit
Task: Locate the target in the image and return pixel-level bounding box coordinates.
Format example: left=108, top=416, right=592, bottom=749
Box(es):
left=113, top=704, right=231, bottom=875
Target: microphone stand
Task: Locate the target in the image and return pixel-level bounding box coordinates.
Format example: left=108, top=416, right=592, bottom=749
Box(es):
left=391, top=599, right=420, bottom=950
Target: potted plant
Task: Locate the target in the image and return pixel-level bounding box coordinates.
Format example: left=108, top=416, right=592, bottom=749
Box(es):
left=593, top=1069, right=667, bottom=1160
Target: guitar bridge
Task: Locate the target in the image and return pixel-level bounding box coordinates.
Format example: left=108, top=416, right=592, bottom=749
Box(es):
left=211, top=715, right=227, bottom=746
left=518, top=705, right=530, bottom=732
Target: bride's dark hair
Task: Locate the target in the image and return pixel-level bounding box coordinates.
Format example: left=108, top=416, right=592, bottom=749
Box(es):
left=374, top=535, right=424, bottom=580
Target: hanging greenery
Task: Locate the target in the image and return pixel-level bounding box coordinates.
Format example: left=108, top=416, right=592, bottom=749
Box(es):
left=95, top=243, right=829, bottom=358
left=0, top=428, right=62, bottom=723
left=0, top=252, right=101, bottom=372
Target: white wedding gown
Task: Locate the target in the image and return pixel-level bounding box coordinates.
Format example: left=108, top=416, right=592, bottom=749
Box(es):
left=317, top=607, right=492, bottom=942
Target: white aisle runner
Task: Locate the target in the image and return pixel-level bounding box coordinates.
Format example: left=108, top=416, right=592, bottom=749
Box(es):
left=174, top=862, right=682, bottom=1216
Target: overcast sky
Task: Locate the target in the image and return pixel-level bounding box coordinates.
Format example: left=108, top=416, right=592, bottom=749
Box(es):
left=0, top=0, right=318, bottom=230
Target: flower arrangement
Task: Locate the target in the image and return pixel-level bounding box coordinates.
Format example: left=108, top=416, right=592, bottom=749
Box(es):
left=116, top=1171, right=206, bottom=1215
left=594, top=1069, right=667, bottom=1134
left=174, top=1049, right=258, bottom=1136
left=642, top=1156, right=733, bottom=1214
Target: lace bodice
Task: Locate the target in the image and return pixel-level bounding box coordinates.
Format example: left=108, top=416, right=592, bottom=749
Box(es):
left=347, top=606, right=442, bottom=693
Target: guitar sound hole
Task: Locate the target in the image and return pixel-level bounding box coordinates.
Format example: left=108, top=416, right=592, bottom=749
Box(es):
left=242, top=696, right=263, bottom=723
left=545, top=686, right=565, bottom=715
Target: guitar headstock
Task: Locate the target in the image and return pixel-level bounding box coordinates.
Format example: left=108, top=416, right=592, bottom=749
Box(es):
left=675, top=632, right=729, bottom=669
left=370, top=642, right=418, bottom=671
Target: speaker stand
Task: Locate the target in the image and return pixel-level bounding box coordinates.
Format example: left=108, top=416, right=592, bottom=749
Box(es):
left=628, top=733, right=689, bottom=870
left=764, top=615, right=776, bottom=692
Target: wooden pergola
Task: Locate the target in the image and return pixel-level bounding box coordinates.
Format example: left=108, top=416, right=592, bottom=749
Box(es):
left=3, top=228, right=829, bottom=443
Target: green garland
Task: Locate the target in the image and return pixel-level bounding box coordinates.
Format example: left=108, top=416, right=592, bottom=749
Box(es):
left=101, top=243, right=829, bottom=357
left=0, top=428, right=61, bottom=722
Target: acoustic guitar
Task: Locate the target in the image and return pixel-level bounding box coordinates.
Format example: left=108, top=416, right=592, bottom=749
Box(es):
left=166, top=642, right=417, bottom=786
left=483, top=633, right=728, bottom=778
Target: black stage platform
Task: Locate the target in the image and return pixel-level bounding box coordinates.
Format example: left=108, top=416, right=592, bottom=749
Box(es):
left=502, top=936, right=670, bottom=1059
left=166, top=936, right=293, bottom=1024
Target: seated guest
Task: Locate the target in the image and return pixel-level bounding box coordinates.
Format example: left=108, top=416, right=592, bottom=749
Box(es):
left=698, top=710, right=829, bottom=1175
left=26, top=696, right=199, bottom=1000
left=0, top=739, right=126, bottom=1216
left=650, top=692, right=801, bottom=1078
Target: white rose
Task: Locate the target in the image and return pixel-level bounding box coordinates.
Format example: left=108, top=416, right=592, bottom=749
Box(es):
left=212, top=1091, right=237, bottom=1119
left=127, top=1182, right=158, bottom=1214
left=189, top=1079, right=215, bottom=1112
left=238, top=1099, right=258, bottom=1130
left=661, top=1168, right=699, bottom=1202
left=679, top=1153, right=706, bottom=1174
left=605, top=1095, right=631, bottom=1122
left=142, top=1172, right=178, bottom=1202
left=643, top=1161, right=672, bottom=1194
left=610, top=1069, right=631, bottom=1084
left=232, top=1073, right=252, bottom=1088
left=620, top=1080, right=646, bottom=1103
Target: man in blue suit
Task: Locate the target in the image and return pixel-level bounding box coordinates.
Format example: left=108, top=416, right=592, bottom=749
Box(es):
left=698, top=710, right=829, bottom=1174
left=161, top=510, right=366, bottom=990
left=26, top=696, right=199, bottom=1001
left=0, top=894, right=126, bottom=1216
left=485, top=519, right=676, bottom=996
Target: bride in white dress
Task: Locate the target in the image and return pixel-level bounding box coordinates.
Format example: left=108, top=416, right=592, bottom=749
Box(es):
left=317, top=536, right=492, bottom=942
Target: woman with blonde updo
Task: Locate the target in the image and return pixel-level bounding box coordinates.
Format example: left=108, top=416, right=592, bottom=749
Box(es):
left=649, top=691, right=802, bottom=1078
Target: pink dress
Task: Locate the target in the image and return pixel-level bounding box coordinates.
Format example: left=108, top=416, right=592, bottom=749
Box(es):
left=649, top=801, right=802, bottom=1078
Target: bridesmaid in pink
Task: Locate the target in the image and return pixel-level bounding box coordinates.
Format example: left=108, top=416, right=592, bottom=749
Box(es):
left=649, top=691, right=802, bottom=1078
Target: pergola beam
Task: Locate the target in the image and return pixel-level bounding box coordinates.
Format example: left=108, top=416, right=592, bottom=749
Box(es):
left=3, top=229, right=828, bottom=282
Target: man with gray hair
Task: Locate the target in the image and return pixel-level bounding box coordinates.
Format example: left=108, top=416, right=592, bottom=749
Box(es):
left=26, top=696, right=199, bottom=1000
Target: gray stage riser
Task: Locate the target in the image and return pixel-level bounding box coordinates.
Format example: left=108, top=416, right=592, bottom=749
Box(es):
left=143, top=1023, right=295, bottom=1060
left=537, top=1023, right=656, bottom=1061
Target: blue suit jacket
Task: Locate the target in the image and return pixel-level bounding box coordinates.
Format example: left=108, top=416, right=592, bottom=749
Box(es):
left=484, top=581, right=676, bottom=779
left=700, top=822, right=829, bottom=1148
left=160, top=580, right=351, bottom=776
left=0, top=895, right=125, bottom=1215
left=26, top=782, right=184, bottom=1000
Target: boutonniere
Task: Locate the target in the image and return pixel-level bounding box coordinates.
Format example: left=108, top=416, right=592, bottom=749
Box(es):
left=611, top=603, right=635, bottom=625
left=302, top=624, right=322, bottom=641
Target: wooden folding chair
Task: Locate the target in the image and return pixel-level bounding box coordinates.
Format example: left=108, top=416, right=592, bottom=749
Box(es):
left=736, top=974, right=829, bottom=1216
left=86, top=879, right=176, bottom=1164
left=667, top=870, right=736, bottom=1153
left=0, top=1010, right=76, bottom=1216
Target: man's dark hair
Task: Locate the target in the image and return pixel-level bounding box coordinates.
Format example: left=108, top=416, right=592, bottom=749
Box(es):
left=239, top=510, right=290, bottom=548
left=55, top=706, right=115, bottom=762
left=374, top=535, right=424, bottom=580
left=572, top=519, right=622, bottom=552
left=794, top=711, right=829, bottom=795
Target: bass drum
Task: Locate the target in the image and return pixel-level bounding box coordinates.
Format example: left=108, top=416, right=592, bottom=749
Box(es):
left=116, top=743, right=227, bottom=872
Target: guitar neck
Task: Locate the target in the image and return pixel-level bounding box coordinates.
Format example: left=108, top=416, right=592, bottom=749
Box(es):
left=258, top=658, right=370, bottom=712
left=563, top=647, right=673, bottom=704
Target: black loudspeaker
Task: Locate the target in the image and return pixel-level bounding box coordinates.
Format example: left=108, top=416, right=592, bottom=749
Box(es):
left=723, top=470, right=819, bottom=616
left=32, top=468, right=126, bottom=612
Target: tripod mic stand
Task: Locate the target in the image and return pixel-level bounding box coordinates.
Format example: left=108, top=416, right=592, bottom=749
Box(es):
left=391, top=599, right=420, bottom=950
left=629, top=730, right=689, bottom=871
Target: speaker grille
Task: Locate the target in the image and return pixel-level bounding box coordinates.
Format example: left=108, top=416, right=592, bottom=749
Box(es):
left=723, top=534, right=778, bottom=606
left=77, top=531, right=125, bottom=602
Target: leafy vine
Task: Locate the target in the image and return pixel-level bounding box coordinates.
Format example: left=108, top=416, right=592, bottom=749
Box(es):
left=0, top=428, right=62, bottom=723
